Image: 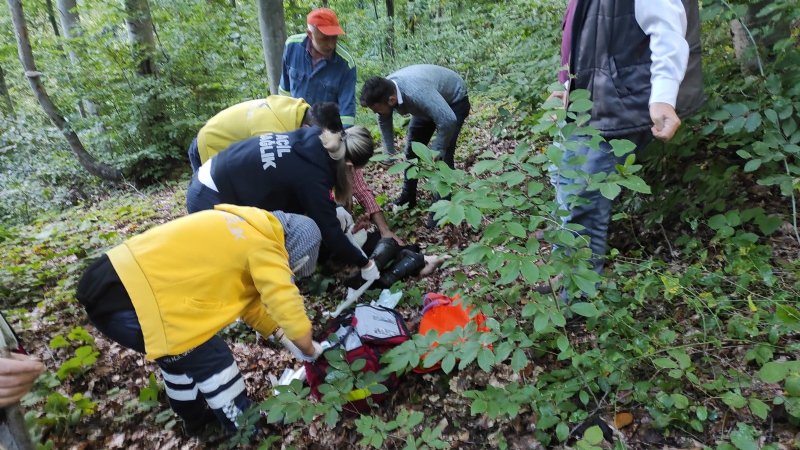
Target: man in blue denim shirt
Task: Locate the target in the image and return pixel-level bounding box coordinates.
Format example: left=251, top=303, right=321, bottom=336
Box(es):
left=280, top=8, right=356, bottom=128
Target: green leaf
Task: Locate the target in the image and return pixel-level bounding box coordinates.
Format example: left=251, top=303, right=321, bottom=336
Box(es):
left=599, top=182, right=621, bottom=200
left=748, top=398, right=769, bottom=420
left=696, top=406, right=708, bottom=421
left=520, top=261, right=539, bottom=284
left=730, top=425, right=758, bottom=450
left=471, top=398, right=488, bottom=415
left=533, top=313, right=549, bottom=332
left=569, top=98, right=593, bottom=113
left=617, top=175, right=651, bottom=194
left=510, top=348, right=528, bottom=372
left=709, top=109, right=732, bottom=120
left=465, top=207, right=483, bottom=228
left=743, top=159, right=762, bottom=172
left=473, top=159, right=502, bottom=174
left=506, top=222, right=526, bottom=238
left=744, top=113, right=762, bottom=132
left=49, top=335, right=69, bottom=349
left=671, top=393, right=689, bottom=409
left=723, top=103, right=749, bottom=117
left=758, top=361, right=789, bottom=383
left=447, top=204, right=466, bottom=225
left=721, top=391, right=747, bottom=409
left=653, top=357, right=678, bottom=369
left=724, top=116, right=747, bottom=134
left=570, top=302, right=599, bottom=318
left=764, top=109, right=779, bottom=124
left=583, top=425, right=604, bottom=445
left=441, top=353, right=456, bottom=374
left=609, top=139, right=636, bottom=156
left=477, top=347, right=495, bottom=372
left=556, top=421, right=570, bottom=442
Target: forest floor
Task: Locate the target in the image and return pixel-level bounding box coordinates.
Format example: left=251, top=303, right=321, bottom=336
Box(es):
left=7, top=108, right=800, bottom=450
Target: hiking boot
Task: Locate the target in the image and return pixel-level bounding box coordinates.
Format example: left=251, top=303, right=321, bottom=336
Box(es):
left=182, top=409, right=220, bottom=438
left=393, top=180, right=418, bottom=208
left=369, top=237, right=401, bottom=270
left=379, top=249, right=425, bottom=287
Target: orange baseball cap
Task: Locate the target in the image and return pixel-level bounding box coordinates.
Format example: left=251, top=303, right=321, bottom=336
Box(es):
left=307, top=8, right=345, bottom=36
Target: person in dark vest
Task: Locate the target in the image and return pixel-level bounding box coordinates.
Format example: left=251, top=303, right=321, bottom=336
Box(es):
left=545, top=0, right=704, bottom=295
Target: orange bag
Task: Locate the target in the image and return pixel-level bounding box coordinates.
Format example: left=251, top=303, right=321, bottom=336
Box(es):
left=415, top=293, right=489, bottom=373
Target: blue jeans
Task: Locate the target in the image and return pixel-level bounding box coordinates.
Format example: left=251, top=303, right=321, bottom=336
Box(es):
left=187, top=138, right=201, bottom=174
left=186, top=174, right=222, bottom=213
left=549, top=131, right=652, bottom=273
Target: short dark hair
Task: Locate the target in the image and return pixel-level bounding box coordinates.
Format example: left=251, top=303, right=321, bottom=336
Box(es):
left=359, top=77, right=395, bottom=107
left=308, top=102, right=343, bottom=132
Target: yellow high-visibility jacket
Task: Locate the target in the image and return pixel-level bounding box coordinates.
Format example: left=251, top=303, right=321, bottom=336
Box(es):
left=197, top=95, right=310, bottom=164
left=107, top=204, right=311, bottom=360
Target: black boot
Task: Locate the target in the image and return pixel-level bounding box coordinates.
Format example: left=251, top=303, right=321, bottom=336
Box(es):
left=378, top=249, right=425, bottom=287
left=369, top=237, right=401, bottom=269
left=393, top=179, right=418, bottom=208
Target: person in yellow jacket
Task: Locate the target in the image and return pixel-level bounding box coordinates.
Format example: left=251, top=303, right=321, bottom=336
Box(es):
left=188, top=96, right=404, bottom=244
left=76, top=204, right=323, bottom=436
left=188, top=95, right=312, bottom=171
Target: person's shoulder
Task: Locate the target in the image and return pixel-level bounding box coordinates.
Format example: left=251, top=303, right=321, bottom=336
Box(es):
left=334, top=44, right=356, bottom=70
left=285, top=33, right=307, bottom=47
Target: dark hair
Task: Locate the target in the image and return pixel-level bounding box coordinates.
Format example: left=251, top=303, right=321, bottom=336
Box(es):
left=308, top=102, right=343, bottom=132
left=359, top=77, right=395, bottom=107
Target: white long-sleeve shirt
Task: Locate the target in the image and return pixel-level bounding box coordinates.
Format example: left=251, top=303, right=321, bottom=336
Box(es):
left=635, top=0, right=689, bottom=107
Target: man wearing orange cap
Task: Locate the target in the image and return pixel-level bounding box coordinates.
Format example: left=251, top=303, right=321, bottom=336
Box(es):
left=280, top=8, right=356, bottom=128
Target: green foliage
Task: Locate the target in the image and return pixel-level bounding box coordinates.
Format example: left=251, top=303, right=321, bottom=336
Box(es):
left=355, top=409, right=448, bottom=449
left=1, top=0, right=798, bottom=447
left=49, top=326, right=99, bottom=380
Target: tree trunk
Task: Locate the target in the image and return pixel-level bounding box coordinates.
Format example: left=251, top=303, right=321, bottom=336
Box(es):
left=0, top=64, right=15, bottom=117
left=57, top=0, right=98, bottom=116
left=44, top=0, right=61, bottom=38
left=123, top=0, right=157, bottom=76
left=6, top=0, right=121, bottom=181
left=385, top=0, right=395, bottom=58
left=256, top=0, right=286, bottom=95
left=729, top=0, right=791, bottom=76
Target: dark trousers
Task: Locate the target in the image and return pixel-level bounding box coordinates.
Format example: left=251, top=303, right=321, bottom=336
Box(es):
left=187, top=138, right=201, bottom=174
left=403, top=96, right=471, bottom=192
left=185, top=174, right=222, bottom=213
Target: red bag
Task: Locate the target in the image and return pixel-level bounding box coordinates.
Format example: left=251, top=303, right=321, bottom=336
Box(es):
left=415, top=293, right=489, bottom=373
left=305, top=304, right=410, bottom=413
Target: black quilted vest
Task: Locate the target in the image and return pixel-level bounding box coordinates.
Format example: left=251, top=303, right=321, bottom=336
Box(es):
left=569, top=0, right=704, bottom=137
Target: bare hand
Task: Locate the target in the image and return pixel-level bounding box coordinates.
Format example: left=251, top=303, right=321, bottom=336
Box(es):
left=352, top=214, right=372, bottom=233
left=546, top=90, right=568, bottom=109
left=0, top=353, right=44, bottom=407
left=381, top=230, right=405, bottom=246
left=650, top=102, right=681, bottom=141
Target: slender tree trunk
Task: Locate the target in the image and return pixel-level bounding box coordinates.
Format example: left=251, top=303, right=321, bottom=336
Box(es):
left=0, top=64, right=15, bottom=117
left=57, top=0, right=97, bottom=116
left=6, top=0, right=121, bottom=181
left=256, top=0, right=286, bottom=95
left=123, top=0, right=157, bottom=76
left=385, top=0, right=395, bottom=58
left=729, top=0, right=791, bottom=76
left=44, top=0, right=61, bottom=38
